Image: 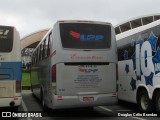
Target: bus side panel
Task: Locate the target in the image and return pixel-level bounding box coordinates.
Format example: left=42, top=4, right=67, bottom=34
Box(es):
left=31, top=58, right=52, bottom=105
left=30, top=64, right=41, bottom=99
left=118, top=60, right=137, bottom=103
left=40, top=59, right=52, bottom=105
left=117, top=24, right=160, bottom=104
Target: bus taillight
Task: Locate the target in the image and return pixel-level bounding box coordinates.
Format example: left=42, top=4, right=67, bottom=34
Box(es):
left=16, top=81, right=21, bottom=93
left=52, top=65, right=56, bottom=82
left=116, top=64, right=118, bottom=81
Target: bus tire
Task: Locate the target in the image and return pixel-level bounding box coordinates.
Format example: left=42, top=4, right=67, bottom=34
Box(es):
left=137, top=90, right=153, bottom=112
left=155, top=92, right=160, bottom=114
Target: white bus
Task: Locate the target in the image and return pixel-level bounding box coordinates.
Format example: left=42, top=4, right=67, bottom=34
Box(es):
left=0, top=25, right=22, bottom=109
left=117, top=19, right=160, bottom=113
left=31, top=20, right=117, bottom=110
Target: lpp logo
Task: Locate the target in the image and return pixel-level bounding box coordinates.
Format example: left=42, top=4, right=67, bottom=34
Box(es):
left=69, top=30, right=104, bottom=41
left=79, top=68, right=98, bottom=73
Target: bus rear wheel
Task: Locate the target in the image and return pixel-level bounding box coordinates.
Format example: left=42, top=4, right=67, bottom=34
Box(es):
left=137, top=90, right=153, bottom=112
left=155, top=92, right=160, bottom=114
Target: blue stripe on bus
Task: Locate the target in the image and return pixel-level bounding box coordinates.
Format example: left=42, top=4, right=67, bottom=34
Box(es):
left=0, top=62, right=22, bottom=81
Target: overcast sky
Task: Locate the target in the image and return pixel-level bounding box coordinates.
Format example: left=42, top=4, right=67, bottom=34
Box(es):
left=0, top=0, right=160, bottom=38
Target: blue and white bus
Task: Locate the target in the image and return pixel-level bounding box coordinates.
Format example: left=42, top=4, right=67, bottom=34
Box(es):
left=31, top=20, right=117, bottom=110
left=117, top=19, right=160, bottom=113
left=0, top=25, right=22, bottom=109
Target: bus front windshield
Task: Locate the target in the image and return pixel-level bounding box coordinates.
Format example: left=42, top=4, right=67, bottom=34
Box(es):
left=60, top=23, right=111, bottom=49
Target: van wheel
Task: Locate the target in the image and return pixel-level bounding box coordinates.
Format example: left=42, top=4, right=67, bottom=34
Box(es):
left=155, top=92, right=160, bottom=114
left=137, top=90, right=153, bottom=112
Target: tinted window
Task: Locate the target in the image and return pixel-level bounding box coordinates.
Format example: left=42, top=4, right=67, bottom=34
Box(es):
left=0, top=26, right=13, bottom=52
left=118, top=36, right=136, bottom=61
left=60, top=23, right=111, bottom=49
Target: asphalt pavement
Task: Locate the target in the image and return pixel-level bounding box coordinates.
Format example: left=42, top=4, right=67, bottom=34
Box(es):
left=1, top=90, right=159, bottom=120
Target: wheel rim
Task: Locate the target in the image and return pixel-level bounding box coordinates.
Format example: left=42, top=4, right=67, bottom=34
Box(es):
left=141, top=94, right=148, bottom=110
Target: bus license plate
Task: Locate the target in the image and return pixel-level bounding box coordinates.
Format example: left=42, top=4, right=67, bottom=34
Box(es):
left=83, top=96, right=94, bottom=102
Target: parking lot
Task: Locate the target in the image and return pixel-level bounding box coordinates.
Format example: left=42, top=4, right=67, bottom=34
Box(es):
left=12, top=90, right=158, bottom=120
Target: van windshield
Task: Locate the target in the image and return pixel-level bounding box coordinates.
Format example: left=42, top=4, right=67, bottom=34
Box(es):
left=60, top=23, right=111, bottom=49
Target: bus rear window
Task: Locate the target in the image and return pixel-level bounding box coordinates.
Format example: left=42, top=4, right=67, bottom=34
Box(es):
left=60, top=23, right=111, bottom=49
left=0, top=26, right=13, bottom=52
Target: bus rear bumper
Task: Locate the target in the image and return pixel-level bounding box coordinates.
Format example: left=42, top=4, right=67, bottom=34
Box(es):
left=51, top=93, right=117, bottom=109
left=0, top=96, right=22, bottom=107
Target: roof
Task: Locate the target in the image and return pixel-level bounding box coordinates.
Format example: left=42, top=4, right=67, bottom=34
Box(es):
left=115, top=14, right=160, bottom=35
left=21, top=29, right=49, bottom=50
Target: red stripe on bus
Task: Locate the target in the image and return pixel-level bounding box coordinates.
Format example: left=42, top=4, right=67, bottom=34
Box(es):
left=50, top=50, right=56, bottom=58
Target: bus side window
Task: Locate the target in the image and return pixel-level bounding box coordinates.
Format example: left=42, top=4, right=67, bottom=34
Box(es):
left=47, top=33, right=52, bottom=56
left=142, top=31, right=148, bottom=42
left=34, top=51, right=36, bottom=64
left=38, top=47, right=40, bottom=62
left=118, top=47, right=124, bottom=61
left=39, top=45, right=42, bottom=61
left=42, top=40, right=46, bottom=59
left=118, top=43, right=130, bottom=61
left=36, top=50, right=38, bottom=63
left=33, top=54, right=35, bottom=65
left=34, top=50, right=37, bottom=64
left=32, top=53, right=34, bottom=65
left=44, top=38, right=48, bottom=58
left=118, top=36, right=136, bottom=61
left=42, top=43, right=44, bottom=60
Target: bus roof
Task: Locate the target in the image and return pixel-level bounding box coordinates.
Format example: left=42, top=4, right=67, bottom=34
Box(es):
left=57, top=20, right=112, bottom=25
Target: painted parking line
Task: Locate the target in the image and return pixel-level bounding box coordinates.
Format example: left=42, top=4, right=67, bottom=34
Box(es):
left=98, top=105, right=132, bottom=112
left=98, top=106, right=113, bottom=112
left=22, top=100, right=32, bottom=120
left=132, top=117, right=147, bottom=120
left=115, top=109, right=132, bottom=111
